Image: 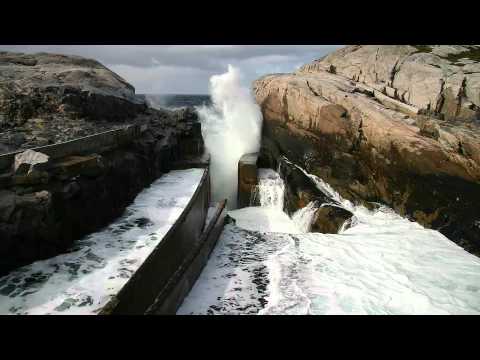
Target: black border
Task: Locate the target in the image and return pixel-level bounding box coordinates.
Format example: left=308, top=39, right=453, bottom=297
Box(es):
left=1, top=3, right=479, bottom=44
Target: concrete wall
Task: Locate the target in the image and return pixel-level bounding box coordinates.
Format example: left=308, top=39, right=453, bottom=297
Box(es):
left=147, top=199, right=227, bottom=315
left=238, top=153, right=259, bottom=208
left=0, top=124, right=147, bottom=172
left=100, top=166, right=214, bottom=315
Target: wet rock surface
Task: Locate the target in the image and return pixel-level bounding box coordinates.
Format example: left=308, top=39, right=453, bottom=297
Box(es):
left=254, top=45, right=480, bottom=255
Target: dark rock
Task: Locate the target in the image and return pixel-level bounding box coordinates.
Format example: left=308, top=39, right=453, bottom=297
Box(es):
left=278, top=157, right=332, bottom=213
left=9, top=133, right=26, bottom=146
left=312, top=205, right=354, bottom=234
left=14, top=149, right=50, bottom=174
left=13, top=169, right=49, bottom=186
left=277, top=157, right=354, bottom=233
left=0, top=190, right=16, bottom=222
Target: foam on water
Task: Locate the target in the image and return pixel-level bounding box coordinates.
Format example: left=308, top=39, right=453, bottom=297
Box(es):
left=178, top=166, right=480, bottom=315
left=0, top=169, right=204, bottom=315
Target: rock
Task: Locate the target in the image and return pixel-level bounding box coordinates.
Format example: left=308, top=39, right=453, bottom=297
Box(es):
left=254, top=45, right=480, bottom=256
left=9, top=133, right=26, bottom=146
left=61, top=181, right=81, bottom=199
left=14, top=149, right=50, bottom=174
left=312, top=205, right=354, bottom=234
left=0, top=173, right=12, bottom=188
left=50, top=154, right=105, bottom=179
left=238, top=153, right=259, bottom=208
left=0, top=190, right=16, bottom=222
left=0, top=51, right=146, bottom=126
left=298, top=45, right=480, bottom=122
left=13, top=169, right=49, bottom=186
left=418, top=118, right=440, bottom=140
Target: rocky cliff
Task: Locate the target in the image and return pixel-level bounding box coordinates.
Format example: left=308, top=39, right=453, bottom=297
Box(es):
left=0, top=51, right=148, bottom=153
left=0, top=51, right=204, bottom=275
left=254, top=45, right=480, bottom=255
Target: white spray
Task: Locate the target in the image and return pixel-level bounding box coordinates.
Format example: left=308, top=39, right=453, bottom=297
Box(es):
left=197, top=65, right=263, bottom=209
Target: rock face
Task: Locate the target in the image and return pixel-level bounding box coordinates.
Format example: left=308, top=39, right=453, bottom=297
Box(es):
left=275, top=156, right=354, bottom=234
left=0, top=51, right=148, bottom=153
left=0, top=52, right=204, bottom=275
left=254, top=45, right=480, bottom=256
left=299, top=45, right=480, bottom=122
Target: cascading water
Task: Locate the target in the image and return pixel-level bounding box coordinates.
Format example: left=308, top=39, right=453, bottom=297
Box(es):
left=291, top=201, right=319, bottom=233
left=196, top=65, right=263, bottom=209
left=228, top=168, right=319, bottom=234
left=251, top=169, right=285, bottom=210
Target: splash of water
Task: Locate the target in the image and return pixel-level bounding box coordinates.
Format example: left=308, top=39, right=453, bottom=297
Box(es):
left=251, top=169, right=285, bottom=210
left=230, top=168, right=319, bottom=234
left=196, top=65, right=263, bottom=209
left=291, top=201, right=319, bottom=233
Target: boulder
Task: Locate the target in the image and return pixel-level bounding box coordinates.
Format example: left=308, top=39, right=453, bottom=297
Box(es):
left=14, top=149, right=50, bottom=174
left=13, top=169, right=49, bottom=186
left=312, top=205, right=355, bottom=234
left=277, top=157, right=354, bottom=233
left=0, top=190, right=16, bottom=222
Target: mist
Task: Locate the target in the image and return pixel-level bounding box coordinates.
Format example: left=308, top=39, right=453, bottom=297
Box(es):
left=197, top=65, right=263, bottom=209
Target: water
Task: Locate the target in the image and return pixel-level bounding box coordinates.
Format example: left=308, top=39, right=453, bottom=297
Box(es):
left=251, top=168, right=285, bottom=210
left=140, top=94, right=211, bottom=110
left=228, top=169, right=318, bottom=234
left=178, top=165, right=480, bottom=315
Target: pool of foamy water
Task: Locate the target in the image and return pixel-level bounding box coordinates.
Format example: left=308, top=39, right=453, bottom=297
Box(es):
left=178, top=169, right=480, bottom=315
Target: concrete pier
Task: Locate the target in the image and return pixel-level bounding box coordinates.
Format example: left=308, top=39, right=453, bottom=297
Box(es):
left=237, top=152, right=259, bottom=208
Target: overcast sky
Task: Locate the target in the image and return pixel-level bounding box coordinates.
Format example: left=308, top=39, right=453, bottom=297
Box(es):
left=0, top=45, right=343, bottom=94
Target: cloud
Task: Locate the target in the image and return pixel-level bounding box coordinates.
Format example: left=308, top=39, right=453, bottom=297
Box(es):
left=0, top=45, right=343, bottom=93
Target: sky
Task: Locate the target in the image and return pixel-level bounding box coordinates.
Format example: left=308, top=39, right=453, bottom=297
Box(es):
left=0, top=45, right=343, bottom=94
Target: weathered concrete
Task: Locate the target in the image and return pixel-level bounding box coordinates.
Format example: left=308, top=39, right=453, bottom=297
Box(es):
left=238, top=153, right=259, bottom=209
left=147, top=200, right=227, bottom=315
left=100, top=167, right=215, bottom=315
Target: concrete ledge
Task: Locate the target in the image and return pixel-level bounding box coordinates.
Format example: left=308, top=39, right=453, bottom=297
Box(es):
left=238, top=152, right=259, bottom=209
left=100, top=167, right=211, bottom=315
left=147, top=199, right=227, bottom=315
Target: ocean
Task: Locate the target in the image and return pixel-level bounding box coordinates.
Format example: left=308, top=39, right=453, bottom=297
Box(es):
left=139, top=94, right=211, bottom=110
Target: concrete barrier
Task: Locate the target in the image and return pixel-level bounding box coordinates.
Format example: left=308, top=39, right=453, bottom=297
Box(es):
left=147, top=199, right=227, bottom=315
left=238, top=152, right=259, bottom=208
left=0, top=124, right=146, bottom=172
left=100, top=166, right=218, bottom=315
